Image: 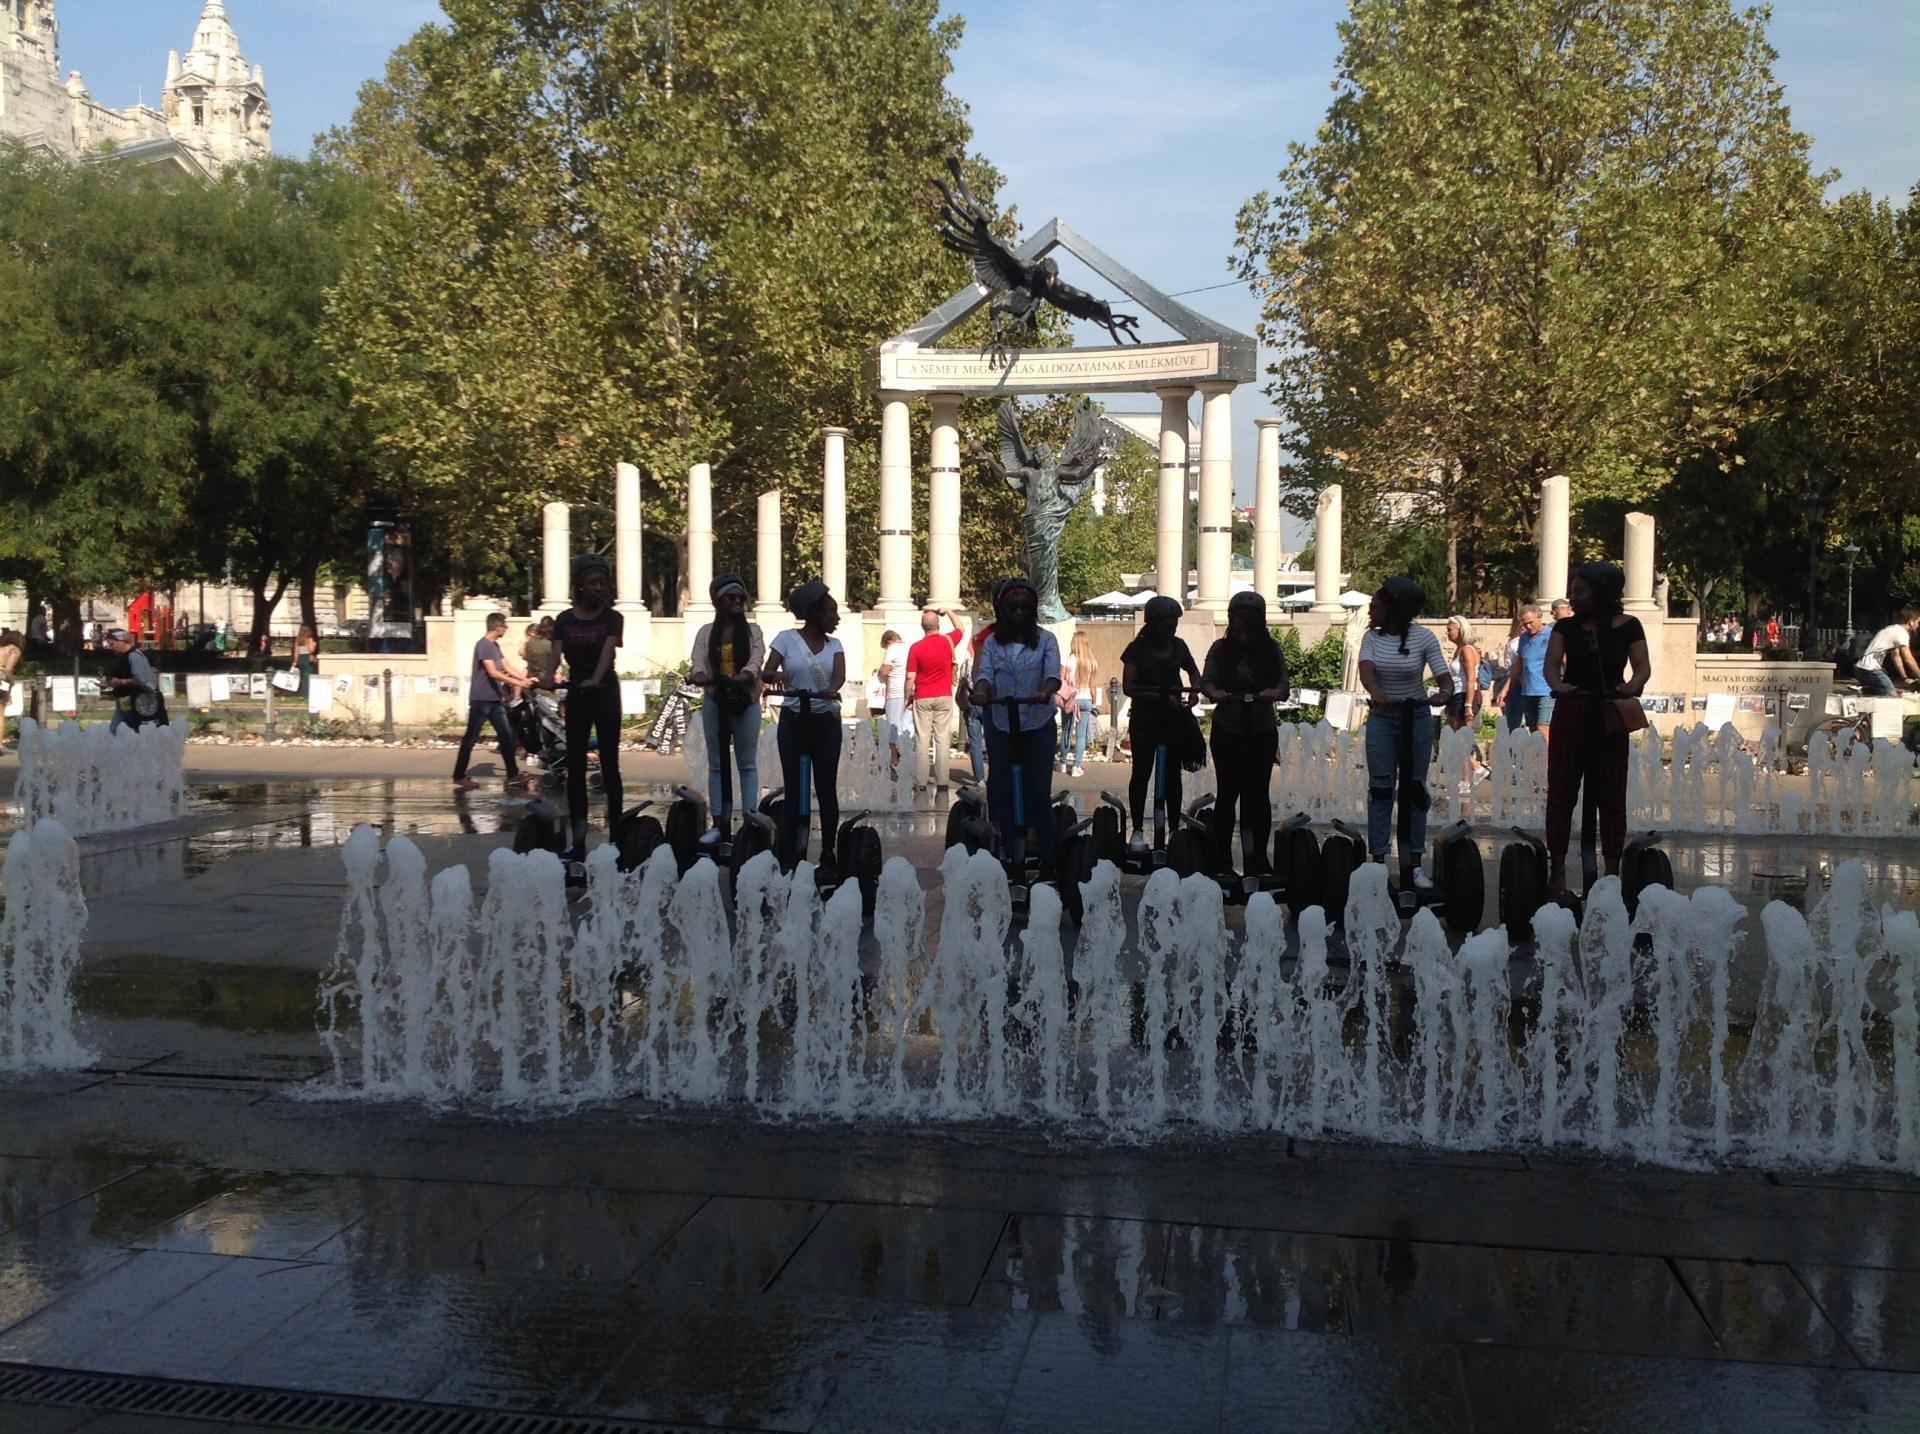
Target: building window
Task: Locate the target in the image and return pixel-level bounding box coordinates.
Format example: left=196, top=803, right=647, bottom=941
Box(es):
left=192, top=103, right=203, bottom=126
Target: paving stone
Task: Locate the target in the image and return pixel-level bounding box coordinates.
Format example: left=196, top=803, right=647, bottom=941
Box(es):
left=73, top=1256, right=344, bottom=1381
left=1156, top=1224, right=1357, bottom=1332
left=421, top=1274, right=663, bottom=1411
left=1001, top=1314, right=1229, bottom=1434
left=0, top=1249, right=232, bottom=1366
left=303, top=1178, right=538, bottom=1274
left=1675, top=1258, right=1855, bottom=1367
left=134, top=1174, right=366, bottom=1259
left=1222, top=1326, right=1472, bottom=1432
left=1796, top=1262, right=1920, bottom=1372
left=213, top=1270, right=463, bottom=1399
left=634, top=1194, right=827, bottom=1294
left=0, top=1157, right=136, bottom=1238
left=472, top=1186, right=704, bottom=1282
left=974, top=1214, right=1170, bottom=1319
left=814, top=1306, right=1035, bottom=1434
left=771, top=1203, right=1007, bottom=1307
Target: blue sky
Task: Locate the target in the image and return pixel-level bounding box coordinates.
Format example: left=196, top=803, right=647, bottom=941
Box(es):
left=52, top=1, right=1920, bottom=526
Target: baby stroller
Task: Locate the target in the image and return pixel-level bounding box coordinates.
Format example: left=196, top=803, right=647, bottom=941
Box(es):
left=510, top=690, right=569, bottom=779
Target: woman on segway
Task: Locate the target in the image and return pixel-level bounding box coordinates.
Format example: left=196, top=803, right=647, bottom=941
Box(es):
left=547, top=554, right=625, bottom=861
left=688, top=573, right=765, bottom=846
left=1356, top=577, right=1452, bottom=888
left=1542, top=562, right=1651, bottom=897
left=1120, top=595, right=1203, bottom=856
left=970, top=576, right=1063, bottom=873
left=760, top=579, right=846, bottom=869
left=1200, top=590, right=1290, bottom=874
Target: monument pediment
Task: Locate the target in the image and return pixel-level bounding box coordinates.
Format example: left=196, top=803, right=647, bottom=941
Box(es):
left=876, top=218, right=1256, bottom=396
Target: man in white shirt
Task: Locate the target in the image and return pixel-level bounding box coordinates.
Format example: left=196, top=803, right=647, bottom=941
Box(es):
left=1857, top=609, right=1920, bottom=695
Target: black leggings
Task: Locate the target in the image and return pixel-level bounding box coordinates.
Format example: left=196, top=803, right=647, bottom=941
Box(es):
left=777, top=706, right=842, bottom=865
left=565, top=686, right=623, bottom=845
left=1127, top=720, right=1184, bottom=836
left=1210, top=727, right=1277, bottom=873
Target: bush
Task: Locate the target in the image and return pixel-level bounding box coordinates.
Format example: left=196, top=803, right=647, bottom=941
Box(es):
left=1273, top=627, right=1347, bottom=724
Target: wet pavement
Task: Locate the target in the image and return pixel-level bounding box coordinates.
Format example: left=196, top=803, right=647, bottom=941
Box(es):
left=4, top=774, right=1920, bottom=1428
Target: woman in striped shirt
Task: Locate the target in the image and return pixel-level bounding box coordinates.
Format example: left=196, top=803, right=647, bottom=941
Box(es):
left=1356, top=577, right=1453, bottom=888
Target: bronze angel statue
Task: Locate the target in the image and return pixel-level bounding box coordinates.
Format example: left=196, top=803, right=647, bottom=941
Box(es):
left=976, top=398, right=1112, bottom=623
left=935, top=156, right=1142, bottom=350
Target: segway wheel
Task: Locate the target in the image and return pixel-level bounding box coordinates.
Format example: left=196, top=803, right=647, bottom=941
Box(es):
left=1058, top=832, right=1095, bottom=926
left=513, top=811, right=561, bottom=856
left=1319, top=831, right=1364, bottom=923
left=615, top=814, right=664, bottom=872
left=1622, top=844, right=1674, bottom=918
left=844, top=825, right=884, bottom=922
left=1167, top=827, right=1205, bottom=879
left=1498, top=843, right=1544, bottom=934
left=731, top=818, right=772, bottom=874
left=664, top=798, right=704, bottom=874
left=1089, top=805, right=1125, bottom=866
left=758, top=791, right=784, bottom=820
left=1441, top=839, right=1485, bottom=934
left=1280, top=826, right=1323, bottom=918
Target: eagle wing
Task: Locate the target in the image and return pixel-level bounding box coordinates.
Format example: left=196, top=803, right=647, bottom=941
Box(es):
left=996, top=401, right=1034, bottom=476
left=934, top=159, right=1030, bottom=296
left=1054, top=398, right=1110, bottom=486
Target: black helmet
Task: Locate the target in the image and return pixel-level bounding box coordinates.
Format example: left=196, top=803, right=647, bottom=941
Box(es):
left=1143, top=594, right=1182, bottom=628
left=571, top=552, right=612, bottom=585
left=1573, top=561, right=1626, bottom=616
left=1375, top=576, right=1426, bottom=624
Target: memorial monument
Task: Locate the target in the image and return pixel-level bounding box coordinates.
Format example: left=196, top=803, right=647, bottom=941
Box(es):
left=976, top=398, right=1109, bottom=623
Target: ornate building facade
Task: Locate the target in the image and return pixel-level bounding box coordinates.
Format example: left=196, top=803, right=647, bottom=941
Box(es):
left=0, top=0, right=269, bottom=176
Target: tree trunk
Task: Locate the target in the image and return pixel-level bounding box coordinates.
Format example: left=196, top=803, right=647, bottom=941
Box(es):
left=248, top=568, right=290, bottom=658
left=298, top=554, right=321, bottom=636
left=50, top=591, right=82, bottom=657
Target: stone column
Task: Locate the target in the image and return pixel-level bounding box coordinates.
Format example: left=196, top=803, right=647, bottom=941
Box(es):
left=1311, top=484, right=1343, bottom=612
left=685, top=461, right=715, bottom=632
left=614, top=462, right=647, bottom=619
left=1155, top=386, right=1193, bottom=601
left=539, top=501, right=570, bottom=616
left=1253, top=417, right=1283, bottom=604
left=875, top=391, right=916, bottom=632
left=1536, top=473, right=1571, bottom=607
left=821, top=426, right=849, bottom=603
left=756, top=490, right=783, bottom=623
left=1624, top=511, right=1658, bottom=613
left=1194, top=382, right=1235, bottom=617
left=927, top=393, right=963, bottom=611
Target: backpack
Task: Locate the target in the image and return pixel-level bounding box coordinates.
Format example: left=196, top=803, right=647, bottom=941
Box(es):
left=1479, top=653, right=1501, bottom=694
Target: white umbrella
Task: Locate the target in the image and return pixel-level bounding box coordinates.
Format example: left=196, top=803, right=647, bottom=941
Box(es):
left=1081, top=591, right=1137, bottom=608
left=1339, top=589, right=1372, bottom=608
left=1275, top=590, right=1316, bottom=608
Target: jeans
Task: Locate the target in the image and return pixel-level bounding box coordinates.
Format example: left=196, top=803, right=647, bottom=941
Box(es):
left=776, top=706, right=842, bottom=865
left=1365, top=703, right=1432, bottom=860
left=1210, top=726, right=1277, bottom=873
left=1856, top=664, right=1896, bottom=696
left=700, top=696, right=760, bottom=816
left=966, top=709, right=986, bottom=781
left=453, top=701, right=518, bottom=781
left=1504, top=693, right=1556, bottom=732
left=564, top=686, right=622, bottom=845
left=911, top=695, right=954, bottom=790
left=1057, top=695, right=1093, bottom=768
left=984, top=717, right=1058, bottom=867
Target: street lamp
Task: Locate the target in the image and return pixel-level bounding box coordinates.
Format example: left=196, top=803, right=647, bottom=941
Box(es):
left=1843, top=542, right=1861, bottom=643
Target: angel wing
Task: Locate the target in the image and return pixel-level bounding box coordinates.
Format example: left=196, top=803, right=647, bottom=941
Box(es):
left=934, top=158, right=1030, bottom=296
left=996, top=401, right=1034, bottom=478
left=1054, top=398, right=1110, bottom=488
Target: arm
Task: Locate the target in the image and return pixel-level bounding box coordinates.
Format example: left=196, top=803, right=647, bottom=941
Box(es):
left=830, top=647, right=847, bottom=696
left=1428, top=642, right=1455, bottom=706
left=482, top=656, right=528, bottom=690
left=1040, top=637, right=1062, bottom=700
left=904, top=660, right=917, bottom=704
left=761, top=642, right=786, bottom=689
left=688, top=625, right=712, bottom=686
left=971, top=642, right=997, bottom=706
left=1545, top=631, right=1573, bottom=697
left=946, top=610, right=969, bottom=646
left=1358, top=660, right=1388, bottom=706
left=586, top=635, right=618, bottom=690
left=1199, top=645, right=1228, bottom=704
left=1620, top=639, right=1651, bottom=699
left=1461, top=644, right=1479, bottom=708
left=1896, top=641, right=1920, bottom=683
left=1267, top=651, right=1291, bottom=704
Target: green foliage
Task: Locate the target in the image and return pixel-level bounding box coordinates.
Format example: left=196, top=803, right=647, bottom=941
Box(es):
left=322, top=0, right=993, bottom=611
left=1274, top=627, right=1346, bottom=723
left=1233, top=0, right=1821, bottom=611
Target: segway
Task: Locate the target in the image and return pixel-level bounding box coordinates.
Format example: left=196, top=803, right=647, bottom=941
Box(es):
left=1112, top=682, right=1204, bottom=876
left=691, top=682, right=774, bottom=875
left=1498, top=827, right=1549, bottom=935
left=992, top=694, right=1056, bottom=917
left=1166, top=795, right=1211, bottom=880
left=664, top=785, right=707, bottom=874
left=1319, top=820, right=1366, bottom=925
left=944, top=780, right=994, bottom=854
left=767, top=683, right=883, bottom=914
left=1270, top=812, right=1323, bottom=918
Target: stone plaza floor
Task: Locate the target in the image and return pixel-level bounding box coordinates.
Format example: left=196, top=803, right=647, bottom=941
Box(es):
left=2, top=751, right=1919, bottom=1430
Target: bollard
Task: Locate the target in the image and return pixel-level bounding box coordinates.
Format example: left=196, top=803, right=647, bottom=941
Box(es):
left=265, top=681, right=276, bottom=742
left=1106, top=678, right=1123, bottom=761
left=382, top=668, right=395, bottom=743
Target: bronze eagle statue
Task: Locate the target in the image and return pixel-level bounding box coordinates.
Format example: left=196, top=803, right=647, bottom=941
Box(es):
left=934, top=156, right=1143, bottom=350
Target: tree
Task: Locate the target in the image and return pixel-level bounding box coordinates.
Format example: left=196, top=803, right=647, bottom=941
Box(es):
left=1232, top=0, right=1820, bottom=611
left=322, top=0, right=996, bottom=613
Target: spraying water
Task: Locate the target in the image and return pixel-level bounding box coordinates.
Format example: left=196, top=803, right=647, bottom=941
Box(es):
left=1, top=820, right=91, bottom=1071
left=14, top=716, right=186, bottom=836
left=318, top=830, right=1920, bottom=1174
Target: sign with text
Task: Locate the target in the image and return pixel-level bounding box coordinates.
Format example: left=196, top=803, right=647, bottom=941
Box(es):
left=877, top=340, right=1223, bottom=394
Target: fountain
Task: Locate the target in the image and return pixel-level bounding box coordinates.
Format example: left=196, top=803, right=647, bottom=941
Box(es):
left=1, top=820, right=91, bottom=1071
left=13, top=715, right=187, bottom=836
left=319, top=828, right=1920, bottom=1174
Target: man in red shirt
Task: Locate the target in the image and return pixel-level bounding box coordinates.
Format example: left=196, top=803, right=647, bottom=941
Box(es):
left=903, top=606, right=969, bottom=799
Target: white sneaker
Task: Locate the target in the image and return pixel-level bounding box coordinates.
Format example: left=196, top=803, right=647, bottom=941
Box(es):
left=1071, top=765, right=1085, bottom=777
left=1410, top=866, right=1435, bottom=893
left=698, top=827, right=722, bottom=847
left=1129, top=832, right=1149, bottom=854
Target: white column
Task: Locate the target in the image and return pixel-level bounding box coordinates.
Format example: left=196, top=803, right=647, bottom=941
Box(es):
left=1311, top=484, right=1343, bottom=612
left=539, top=501, right=570, bottom=616
left=927, top=393, right=963, bottom=611
left=685, top=461, right=715, bottom=630
left=821, top=426, right=849, bottom=603
left=1195, top=382, right=1235, bottom=617
left=875, top=391, right=915, bottom=629
left=756, top=490, right=783, bottom=622
left=614, top=462, right=647, bottom=620
left=1624, top=511, right=1657, bottom=613
left=1155, top=386, right=1192, bottom=601
left=1536, top=473, right=1571, bottom=607
left=1253, top=419, right=1283, bottom=603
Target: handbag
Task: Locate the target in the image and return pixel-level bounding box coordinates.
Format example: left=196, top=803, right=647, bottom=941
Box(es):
left=1602, top=697, right=1648, bottom=735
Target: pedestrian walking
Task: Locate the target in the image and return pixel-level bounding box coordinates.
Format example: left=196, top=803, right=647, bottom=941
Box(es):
left=103, top=628, right=166, bottom=733
left=1057, top=630, right=1098, bottom=776
left=903, top=605, right=968, bottom=800
left=1542, top=563, right=1651, bottom=896
left=1855, top=609, right=1920, bottom=695
left=1495, top=605, right=1555, bottom=735
left=452, top=612, right=535, bottom=792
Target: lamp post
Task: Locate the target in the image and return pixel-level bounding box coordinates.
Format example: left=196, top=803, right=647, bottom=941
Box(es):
left=1843, top=542, right=1860, bottom=643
